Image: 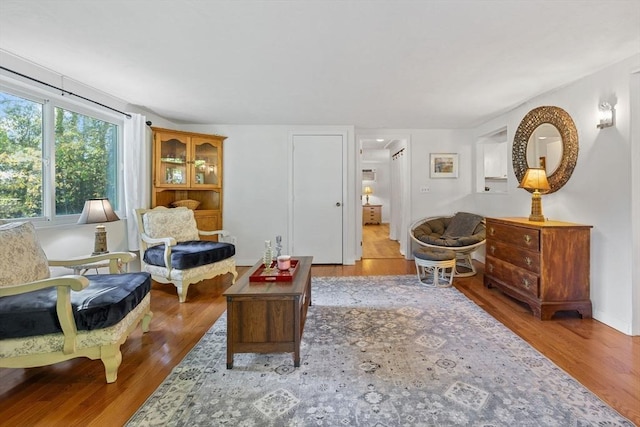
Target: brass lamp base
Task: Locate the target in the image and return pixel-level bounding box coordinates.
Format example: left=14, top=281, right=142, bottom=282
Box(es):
left=365, top=195, right=370, bottom=205
left=528, top=191, right=546, bottom=222
left=92, top=225, right=109, bottom=255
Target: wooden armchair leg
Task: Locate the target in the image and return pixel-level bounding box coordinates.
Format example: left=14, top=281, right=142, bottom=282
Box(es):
left=101, top=344, right=122, bottom=383
left=142, top=311, right=153, bottom=333
left=177, top=282, right=190, bottom=303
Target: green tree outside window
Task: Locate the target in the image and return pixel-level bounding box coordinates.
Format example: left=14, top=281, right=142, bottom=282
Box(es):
left=0, top=91, right=118, bottom=220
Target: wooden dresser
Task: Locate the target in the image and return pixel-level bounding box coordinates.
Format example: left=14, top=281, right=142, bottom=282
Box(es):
left=484, top=217, right=592, bottom=320
left=363, top=204, right=382, bottom=225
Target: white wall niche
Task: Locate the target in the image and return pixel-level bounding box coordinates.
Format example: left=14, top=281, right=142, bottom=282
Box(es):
left=476, top=127, right=508, bottom=194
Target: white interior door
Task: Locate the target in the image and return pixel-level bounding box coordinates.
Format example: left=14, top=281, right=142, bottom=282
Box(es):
left=292, top=134, right=343, bottom=263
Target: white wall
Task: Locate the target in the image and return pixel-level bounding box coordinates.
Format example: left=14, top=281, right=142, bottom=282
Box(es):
left=359, top=129, right=476, bottom=230
left=407, top=129, right=474, bottom=220
left=469, top=54, right=640, bottom=335
left=182, top=124, right=357, bottom=266
left=631, top=69, right=640, bottom=335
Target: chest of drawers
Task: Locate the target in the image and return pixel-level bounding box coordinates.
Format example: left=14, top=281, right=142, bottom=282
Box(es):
left=363, top=205, right=382, bottom=225
left=484, top=217, right=592, bottom=320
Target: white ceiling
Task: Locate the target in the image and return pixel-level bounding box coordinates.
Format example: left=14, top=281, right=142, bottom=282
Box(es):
left=0, top=0, right=639, bottom=129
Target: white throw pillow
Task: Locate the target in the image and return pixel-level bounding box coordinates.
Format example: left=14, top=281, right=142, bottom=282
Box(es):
left=0, top=221, right=50, bottom=287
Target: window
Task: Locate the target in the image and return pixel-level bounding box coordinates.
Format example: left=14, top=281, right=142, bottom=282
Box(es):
left=0, top=87, right=121, bottom=221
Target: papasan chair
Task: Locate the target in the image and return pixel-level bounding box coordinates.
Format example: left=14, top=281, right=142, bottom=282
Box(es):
left=410, top=212, right=486, bottom=277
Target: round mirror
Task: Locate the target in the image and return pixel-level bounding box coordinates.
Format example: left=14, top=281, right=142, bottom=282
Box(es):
left=526, top=123, right=563, bottom=175
left=513, top=106, right=578, bottom=194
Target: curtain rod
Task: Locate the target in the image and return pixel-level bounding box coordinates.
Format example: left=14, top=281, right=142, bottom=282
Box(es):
left=0, top=65, right=132, bottom=119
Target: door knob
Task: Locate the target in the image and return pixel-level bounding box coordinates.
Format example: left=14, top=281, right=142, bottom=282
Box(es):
left=336, top=202, right=342, bottom=207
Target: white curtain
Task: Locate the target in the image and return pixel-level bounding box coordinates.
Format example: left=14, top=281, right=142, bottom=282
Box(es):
left=389, top=148, right=404, bottom=242
left=123, top=113, right=151, bottom=250
left=397, top=150, right=407, bottom=255
left=389, top=146, right=408, bottom=255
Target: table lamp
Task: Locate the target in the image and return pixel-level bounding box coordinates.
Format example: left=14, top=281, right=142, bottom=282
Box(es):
left=364, top=186, right=373, bottom=205
left=519, top=168, right=550, bottom=222
left=77, top=198, right=120, bottom=255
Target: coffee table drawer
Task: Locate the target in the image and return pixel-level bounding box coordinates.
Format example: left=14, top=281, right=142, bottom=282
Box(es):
left=228, top=297, right=296, bottom=344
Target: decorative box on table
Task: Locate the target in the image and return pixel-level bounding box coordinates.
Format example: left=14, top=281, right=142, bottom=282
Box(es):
left=249, top=259, right=299, bottom=282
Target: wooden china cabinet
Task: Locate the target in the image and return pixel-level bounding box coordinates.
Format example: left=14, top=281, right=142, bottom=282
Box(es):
left=151, top=127, right=226, bottom=239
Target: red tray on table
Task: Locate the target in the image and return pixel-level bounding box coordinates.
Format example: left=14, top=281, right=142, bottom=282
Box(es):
left=249, top=259, right=299, bottom=282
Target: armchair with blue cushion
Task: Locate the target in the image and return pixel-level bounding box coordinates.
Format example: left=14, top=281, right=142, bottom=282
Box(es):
left=0, top=221, right=152, bottom=383
left=134, top=206, right=238, bottom=303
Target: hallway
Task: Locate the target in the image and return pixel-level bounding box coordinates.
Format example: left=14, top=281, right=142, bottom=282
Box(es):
left=362, top=223, right=403, bottom=259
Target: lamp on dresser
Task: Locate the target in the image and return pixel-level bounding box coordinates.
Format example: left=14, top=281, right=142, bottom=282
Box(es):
left=363, top=186, right=373, bottom=205
left=519, top=168, right=550, bottom=222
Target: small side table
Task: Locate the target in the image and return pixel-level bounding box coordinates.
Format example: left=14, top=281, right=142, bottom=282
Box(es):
left=66, top=259, right=118, bottom=275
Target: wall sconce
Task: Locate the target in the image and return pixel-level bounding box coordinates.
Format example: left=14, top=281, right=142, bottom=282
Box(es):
left=363, top=186, right=373, bottom=205
left=597, top=102, right=614, bottom=129
left=519, top=168, right=550, bottom=222
left=77, top=198, right=120, bottom=254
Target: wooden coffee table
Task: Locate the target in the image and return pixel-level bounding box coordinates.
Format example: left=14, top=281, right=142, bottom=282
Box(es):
left=223, top=256, right=312, bottom=369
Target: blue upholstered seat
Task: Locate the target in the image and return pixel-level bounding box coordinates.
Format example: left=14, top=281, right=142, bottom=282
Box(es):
left=0, top=273, right=151, bottom=339
left=143, top=241, right=235, bottom=270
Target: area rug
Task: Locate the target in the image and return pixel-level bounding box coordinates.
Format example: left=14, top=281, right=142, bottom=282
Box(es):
left=127, top=275, right=632, bottom=426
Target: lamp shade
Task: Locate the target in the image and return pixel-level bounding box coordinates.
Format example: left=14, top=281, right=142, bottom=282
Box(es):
left=518, top=168, right=550, bottom=192
left=364, top=186, right=373, bottom=195
left=77, top=198, right=120, bottom=224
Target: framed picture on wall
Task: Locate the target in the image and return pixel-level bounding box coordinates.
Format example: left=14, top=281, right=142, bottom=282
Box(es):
left=430, top=153, right=459, bottom=178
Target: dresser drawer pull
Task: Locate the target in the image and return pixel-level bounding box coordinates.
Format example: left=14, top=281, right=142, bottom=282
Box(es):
left=522, top=278, right=531, bottom=289
left=488, top=264, right=494, bottom=273
left=489, top=227, right=495, bottom=236
left=524, top=257, right=532, bottom=267
left=490, top=245, right=496, bottom=254
left=523, top=234, right=532, bottom=245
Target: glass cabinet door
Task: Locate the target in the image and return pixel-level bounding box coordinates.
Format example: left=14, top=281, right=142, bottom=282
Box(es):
left=191, top=137, right=221, bottom=188
left=157, top=135, right=188, bottom=187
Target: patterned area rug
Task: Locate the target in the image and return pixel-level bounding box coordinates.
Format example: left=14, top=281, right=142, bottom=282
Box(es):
left=127, top=275, right=632, bottom=426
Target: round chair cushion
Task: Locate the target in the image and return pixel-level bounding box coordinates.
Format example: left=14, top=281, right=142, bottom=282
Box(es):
left=413, top=247, right=456, bottom=261
left=412, top=216, right=486, bottom=247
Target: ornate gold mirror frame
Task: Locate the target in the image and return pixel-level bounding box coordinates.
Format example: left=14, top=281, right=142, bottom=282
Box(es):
left=512, top=106, right=578, bottom=194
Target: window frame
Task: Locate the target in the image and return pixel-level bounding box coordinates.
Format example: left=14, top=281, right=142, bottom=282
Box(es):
left=0, top=80, right=125, bottom=226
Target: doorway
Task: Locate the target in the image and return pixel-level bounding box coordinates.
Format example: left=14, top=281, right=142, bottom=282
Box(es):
left=359, top=136, right=408, bottom=259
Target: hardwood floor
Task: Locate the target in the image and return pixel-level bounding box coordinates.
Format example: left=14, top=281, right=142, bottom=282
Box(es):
left=1, top=256, right=638, bottom=426
left=362, top=223, right=403, bottom=259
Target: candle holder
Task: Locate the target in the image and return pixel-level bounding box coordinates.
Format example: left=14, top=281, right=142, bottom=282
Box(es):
left=263, top=240, right=273, bottom=272
left=275, top=235, right=283, bottom=258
